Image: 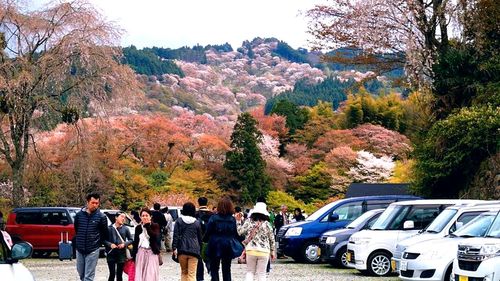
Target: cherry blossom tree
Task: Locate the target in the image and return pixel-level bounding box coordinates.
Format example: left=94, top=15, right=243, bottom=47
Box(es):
left=306, top=0, right=461, bottom=85
left=348, top=151, right=395, bottom=182
left=0, top=0, right=138, bottom=206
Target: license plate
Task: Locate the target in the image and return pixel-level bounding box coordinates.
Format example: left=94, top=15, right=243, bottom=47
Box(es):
left=400, top=261, right=407, bottom=271
left=458, top=276, right=468, bottom=281
left=346, top=252, right=352, bottom=262
left=391, top=260, right=397, bottom=271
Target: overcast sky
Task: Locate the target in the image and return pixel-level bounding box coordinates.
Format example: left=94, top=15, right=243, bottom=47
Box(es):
left=85, top=0, right=325, bottom=50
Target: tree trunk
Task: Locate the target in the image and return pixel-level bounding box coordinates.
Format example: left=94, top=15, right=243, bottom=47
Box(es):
left=12, top=162, right=25, bottom=207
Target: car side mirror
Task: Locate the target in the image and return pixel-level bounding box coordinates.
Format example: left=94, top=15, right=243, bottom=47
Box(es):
left=403, top=220, right=415, bottom=229
left=11, top=242, right=33, bottom=260
left=329, top=213, right=340, bottom=222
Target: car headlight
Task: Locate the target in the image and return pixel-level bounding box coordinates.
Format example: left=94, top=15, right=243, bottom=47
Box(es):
left=326, top=237, right=336, bottom=244
left=480, top=244, right=500, bottom=256
left=285, top=227, right=302, bottom=237
left=350, top=236, right=371, bottom=245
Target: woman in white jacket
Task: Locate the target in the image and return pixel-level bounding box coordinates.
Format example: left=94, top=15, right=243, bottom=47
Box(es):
left=237, top=202, right=276, bottom=281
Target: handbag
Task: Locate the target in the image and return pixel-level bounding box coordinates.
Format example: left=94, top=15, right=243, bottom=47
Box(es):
left=113, top=226, right=132, bottom=260
left=123, top=259, right=135, bottom=278
left=237, top=221, right=262, bottom=263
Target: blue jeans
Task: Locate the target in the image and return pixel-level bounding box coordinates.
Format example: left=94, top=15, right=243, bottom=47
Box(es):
left=76, top=249, right=100, bottom=281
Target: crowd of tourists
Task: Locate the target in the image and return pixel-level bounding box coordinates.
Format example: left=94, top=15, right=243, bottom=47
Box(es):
left=73, top=192, right=306, bottom=281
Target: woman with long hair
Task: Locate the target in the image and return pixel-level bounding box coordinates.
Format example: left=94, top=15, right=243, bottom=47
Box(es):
left=238, top=202, right=275, bottom=281
left=104, top=212, right=133, bottom=281
left=203, top=197, right=241, bottom=281
left=132, top=208, right=161, bottom=281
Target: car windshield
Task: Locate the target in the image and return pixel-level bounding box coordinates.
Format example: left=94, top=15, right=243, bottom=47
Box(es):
left=484, top=211, right=500, bottom=238
left=306, top=201, right=338, bottom=221
left=425, top=209, right=458, bottom=233
left=371, top=205, right=408, bottom=230
left=346, top=210, right=380, bottom=229
left=453, top=212, right=497, bottom=238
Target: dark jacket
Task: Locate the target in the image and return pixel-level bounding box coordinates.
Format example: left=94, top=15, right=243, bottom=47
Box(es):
left=274, top=212, right=288, bottom=233
left=196, top=207, right=213, bottom=235
left=104, top=224, right=133, bottom=262
left=74, top=208, right=108, bottom=255
left=132, top=223, right=161, bottom=259
left=203, top=214, right=240, bottom=259
left=172, top=216, right=202, bottom=258
left=151, top=210, right=167, bottom=230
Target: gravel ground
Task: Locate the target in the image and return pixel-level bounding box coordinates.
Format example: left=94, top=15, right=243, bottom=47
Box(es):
left=23, top=253, right=399, bottom=281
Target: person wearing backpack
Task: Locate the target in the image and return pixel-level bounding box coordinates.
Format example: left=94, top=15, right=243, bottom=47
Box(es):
left=196, top=197, right=213, bottom=281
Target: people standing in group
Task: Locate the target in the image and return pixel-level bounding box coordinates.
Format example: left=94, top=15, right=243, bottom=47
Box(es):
left=132, top=208, right=161, bottom=281
left=173, top=202, right=203, bottom=281
left=105, top=212, right=133, bottom=281
left=161, top=206, right=173, bottom=252
left=151, top=203, right=167, bottom=248
left=273, top=205, right=288, bottom=259
left=292, top=208, right=305, bottom=223
left=238, top=202, right=276, bottom=281
left=74, top=192, right=109, bottom=281
left=196, top=197, right=213, bottom=281
left=204, top=197, right=242, bottom=281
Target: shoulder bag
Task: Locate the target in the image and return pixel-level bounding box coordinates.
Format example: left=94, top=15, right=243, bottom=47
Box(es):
left=238, top=221, right=262, bottom=264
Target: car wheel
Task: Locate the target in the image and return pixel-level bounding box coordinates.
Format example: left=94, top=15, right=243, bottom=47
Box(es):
left=302, top=241, right=321, bottom=263
left=367, top=251, right=392, bottom=276
left=335, top=246, right=349, bottom=268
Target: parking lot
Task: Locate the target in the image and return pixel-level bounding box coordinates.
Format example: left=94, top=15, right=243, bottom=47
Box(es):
left=23, top=254, right=399, bottom=281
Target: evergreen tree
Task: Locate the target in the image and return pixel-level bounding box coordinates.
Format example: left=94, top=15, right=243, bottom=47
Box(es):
left=224, top=113, right=271, bottom=203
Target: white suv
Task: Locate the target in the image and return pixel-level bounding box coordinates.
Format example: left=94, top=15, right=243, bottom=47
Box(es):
left=399, top=208, right=500, bottom=281
left=453, top=210, right=500, bottom=281
left=394, top=203, right=500, bottom=277
left=347, top=200, right=474, bottom=276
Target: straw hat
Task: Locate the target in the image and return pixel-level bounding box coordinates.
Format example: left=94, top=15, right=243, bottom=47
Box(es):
left=250, top=202, right=270, bottom=217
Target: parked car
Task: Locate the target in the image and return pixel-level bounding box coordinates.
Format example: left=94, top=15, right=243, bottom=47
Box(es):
left=276, top=195, right=420, bottom=263
left=1, top=230, right=35, bottom=281
left=452, top=210, right=500, bottom=281
left=5, top=207, right=80, bottom=257
left=399, top=208, right=500, bottom=281
left=393, top=202, right=500, bottom=276
left=347, top=200, right=474, bottom=276
left=320, top=208, right=384, bottom=267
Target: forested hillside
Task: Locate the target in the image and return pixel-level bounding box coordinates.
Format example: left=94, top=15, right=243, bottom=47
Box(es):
left=0, top=0, right=498, bottom=214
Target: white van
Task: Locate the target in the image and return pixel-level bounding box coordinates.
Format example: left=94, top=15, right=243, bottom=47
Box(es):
left=452, top=210, right=500, bottom=281
left=347, top=200, right=474, bottom=276
left=399, top=208, right=500, bottom=281
left=394, top=202, right=500, bottom=275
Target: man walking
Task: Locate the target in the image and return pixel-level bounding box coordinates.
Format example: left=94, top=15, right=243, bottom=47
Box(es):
left=274, top=204, right=288, bottom=259
left=161, top=206, right=174, bottom=252
left=151, top=203, right=167, bottom=248
left=196, top=196, right=213, bottom=281
left=74, top=192, right=108, bottom=281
